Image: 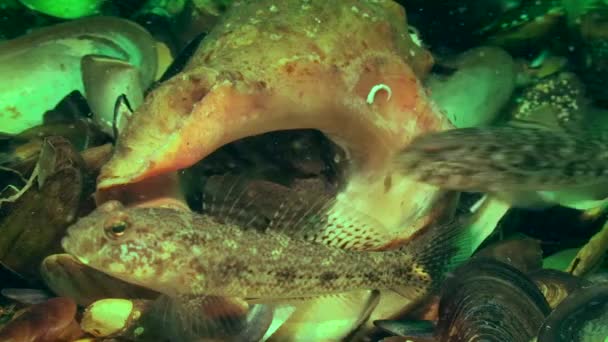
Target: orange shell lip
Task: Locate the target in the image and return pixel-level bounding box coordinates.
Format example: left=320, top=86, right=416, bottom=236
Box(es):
left=94, top=1, right=452, bottom=214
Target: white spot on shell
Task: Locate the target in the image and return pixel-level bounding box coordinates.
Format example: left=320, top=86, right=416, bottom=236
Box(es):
left=367, top=84, right=392, bottom=104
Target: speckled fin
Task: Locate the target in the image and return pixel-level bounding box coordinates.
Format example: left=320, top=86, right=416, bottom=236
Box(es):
left=202, top=175, right=395, bottom=251
left=255, top=290, right=380, bottom=340
left=144, top=295, right=274, bottom=342
left=201, top=175, right=273, bottom=231
left=397, top=213, right=473, bottom=295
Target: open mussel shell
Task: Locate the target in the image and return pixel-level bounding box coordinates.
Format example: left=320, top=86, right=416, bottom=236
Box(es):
left=528, top=269, right=591, bottom=309
left=537, top=284, right=608, bottom=342
left=437, top=258, right=551, bottom=342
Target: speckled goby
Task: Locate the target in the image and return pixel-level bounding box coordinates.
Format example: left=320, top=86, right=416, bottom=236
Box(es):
left=395, top=125, right=608, bottom=193
left=61, top=195, right=469, bottom=301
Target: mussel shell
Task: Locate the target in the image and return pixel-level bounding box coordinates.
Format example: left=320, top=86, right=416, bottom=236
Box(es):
left=437, top=258, right=551, bottom=342
left=473, top=236, right=543, bottom=273
left=537, top=284, right=608, bottom=342
left=529, top=269, right=591, bottom=309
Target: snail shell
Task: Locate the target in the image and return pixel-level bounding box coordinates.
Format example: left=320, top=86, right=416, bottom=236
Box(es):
left=537, top=284, right=608, bottom=342
left=437, top=258, right=551, bottom=342
left=528, top=268, right=591, bottom=309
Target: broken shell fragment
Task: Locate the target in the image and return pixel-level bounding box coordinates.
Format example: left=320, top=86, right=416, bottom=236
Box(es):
left=81, top=55, right=145, bottom=138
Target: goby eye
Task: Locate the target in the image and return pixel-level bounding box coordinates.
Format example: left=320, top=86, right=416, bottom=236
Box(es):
left=104, top=218, right=129, bottom=239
